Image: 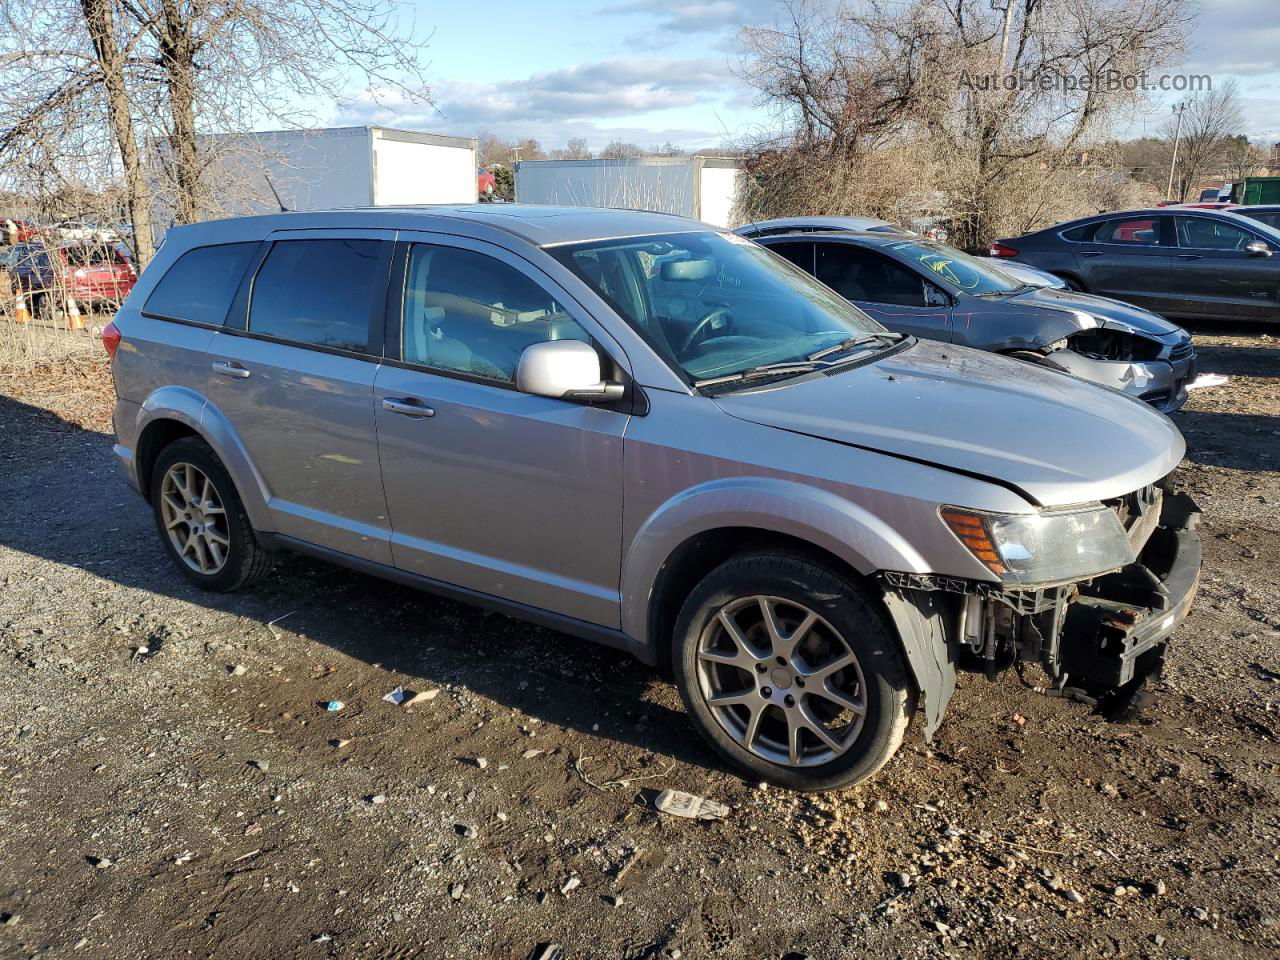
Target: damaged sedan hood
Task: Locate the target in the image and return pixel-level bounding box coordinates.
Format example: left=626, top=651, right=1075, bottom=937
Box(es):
left=713, top=340, right=1185, bottom=507
left=1005, top=287, right=1184, bottom=338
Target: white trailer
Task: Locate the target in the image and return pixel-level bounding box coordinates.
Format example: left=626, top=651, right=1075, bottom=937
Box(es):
left=514, top=156, right=742, bottom=227
left=153, top=126, right=477, bottom=231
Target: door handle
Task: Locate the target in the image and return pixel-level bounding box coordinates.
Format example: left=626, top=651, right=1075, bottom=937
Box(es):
left=383, top=397, right=435, bottom=418
left=1079, top=251, right=1102, bottom=258
left=212, top=360, right=250, bottom=379
left=1176, top=254, right=1202, bottom=260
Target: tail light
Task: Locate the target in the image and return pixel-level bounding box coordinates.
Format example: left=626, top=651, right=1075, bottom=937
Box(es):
left=101, top=320, right=122, bottom=359
left=989, top=242, right=1019, bottom=258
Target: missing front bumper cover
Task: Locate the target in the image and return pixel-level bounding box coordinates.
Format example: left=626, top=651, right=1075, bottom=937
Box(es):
left=881, top=490, right=1202, bottom=696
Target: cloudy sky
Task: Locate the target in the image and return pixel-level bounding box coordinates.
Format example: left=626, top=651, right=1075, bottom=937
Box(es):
left=335, top=0, right=1280, bottom=151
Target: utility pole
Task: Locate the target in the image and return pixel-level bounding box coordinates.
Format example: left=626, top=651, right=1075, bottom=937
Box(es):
left=992, top=0, right=1013, bottom=75
left=1166, top=101, right=1187, bottom=202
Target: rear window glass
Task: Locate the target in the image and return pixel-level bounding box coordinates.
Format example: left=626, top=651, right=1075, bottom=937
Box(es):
left=145, top=242, right=258, bottom=325
left=1095, top=217, right=1162, bottom=245
left=248, top=239, right=386, bottom=353
left=1060, top=223, right=1096, bottom=242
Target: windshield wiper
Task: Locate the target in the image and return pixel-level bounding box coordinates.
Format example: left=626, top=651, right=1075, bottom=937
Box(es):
left=693, top=360, right=823, bottom=389
left=975, top=283, right=1034, bottom=298
left=693, top=334, right=909, bottom=390
left=806, top=331, right=905, bottom=361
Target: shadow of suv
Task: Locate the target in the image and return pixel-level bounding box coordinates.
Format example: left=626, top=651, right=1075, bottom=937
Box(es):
left=105, top=205, right=1202, bottom=791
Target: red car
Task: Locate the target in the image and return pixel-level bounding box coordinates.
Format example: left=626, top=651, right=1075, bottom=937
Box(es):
left=10, top=241, right=137, bottom=311
left=478, top=168, right=497, bottom=197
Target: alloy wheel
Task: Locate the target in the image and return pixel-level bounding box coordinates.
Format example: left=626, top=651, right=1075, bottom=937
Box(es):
left=695, top=595, right=867, bottom=768
left=159, top=462, right=230, bottom=575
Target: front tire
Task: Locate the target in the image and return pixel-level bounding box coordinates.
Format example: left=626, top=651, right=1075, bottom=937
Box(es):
left=150, top=437, right=273, bottom=592
left=672, top=553, right=916, bottom=791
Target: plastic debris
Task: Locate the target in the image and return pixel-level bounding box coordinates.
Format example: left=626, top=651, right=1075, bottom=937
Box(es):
left=527, top=946, right=563, bottom=960
left=653, top=789, right=729, bottom=821
left=1187, top=373, right=1228, bottom=391
left=405, top=689, right=439, bottom=706
left=325, top=700, right=344, bottom=712
left=383, top=686, right=407, bottom=705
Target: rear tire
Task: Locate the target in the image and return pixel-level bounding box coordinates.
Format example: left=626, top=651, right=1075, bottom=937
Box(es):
left=150, top=437, right=273, bottom=592
left=672, top=552, right=915, bottom=791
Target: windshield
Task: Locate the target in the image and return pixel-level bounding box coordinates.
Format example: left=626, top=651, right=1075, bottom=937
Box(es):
left=888, top=240, right=1023, bottom=295
left=552, top=231, right=887, bottom=384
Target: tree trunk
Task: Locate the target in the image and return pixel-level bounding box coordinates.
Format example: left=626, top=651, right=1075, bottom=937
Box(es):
left=80, top=0, right=155, bottom=264
left=159, top=0, right=200, bottom=224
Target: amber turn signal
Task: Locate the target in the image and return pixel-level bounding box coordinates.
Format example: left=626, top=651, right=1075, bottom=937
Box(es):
left=941, top=508, right=1007, bottom=575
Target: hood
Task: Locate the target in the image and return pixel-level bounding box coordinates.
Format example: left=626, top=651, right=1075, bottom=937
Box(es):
left=1005, top=286, right=1184, bottom=339
left=713, top=339, right=1185, bottom=507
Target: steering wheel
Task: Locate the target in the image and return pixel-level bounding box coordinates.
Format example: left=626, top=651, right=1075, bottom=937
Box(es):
left=678, top=307, right=734, bottom=355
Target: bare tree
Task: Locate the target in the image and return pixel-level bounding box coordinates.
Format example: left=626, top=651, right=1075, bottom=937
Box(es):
left=550, top=137, right=592, bottom=160
left=1, top=0, right=435, bottom=258
left=0, top=0, right=156, bottom=261
left=737, top=0, right=1195, bottom=247
left=1163, top=82, right=1245, bottom=202
left=120, top=0, right=435, bottom=225
left=600, top=140, right=643, bottom=159
left=1222, top=134, right=1265, bottom=182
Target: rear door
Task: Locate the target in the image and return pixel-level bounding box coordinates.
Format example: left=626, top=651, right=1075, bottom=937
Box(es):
left=1168, top=215, right=1280, bottom=320
left=812, top=241, right=953, bottom=341
left=372, top=234, right=629, bottom=628
left=205, top=229, right=396, bottom=563
left=1072, top=215, right=1173, bottom=311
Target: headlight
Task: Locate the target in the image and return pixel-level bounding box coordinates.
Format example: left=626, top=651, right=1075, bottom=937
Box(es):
left=942, top=505, right=1134, bottom=585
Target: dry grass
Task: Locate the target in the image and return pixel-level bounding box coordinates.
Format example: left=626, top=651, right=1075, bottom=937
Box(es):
left=1, top=316, right=115, bottom=431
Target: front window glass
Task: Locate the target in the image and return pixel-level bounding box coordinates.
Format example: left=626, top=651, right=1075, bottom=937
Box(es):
left=888, top=240, right=1022, bottom=295
left=1175, top=216, right=1273, bottom=251
left=552, top=231, right=885, bottom=384
left=403, top=244, right=588, bottom=383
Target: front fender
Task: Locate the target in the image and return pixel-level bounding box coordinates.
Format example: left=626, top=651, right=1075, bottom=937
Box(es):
left=620, top=476, right=931, bottom=651
left=134, top=387, right=275, bottom=533
left=953, top=306, right=1084, bottom=353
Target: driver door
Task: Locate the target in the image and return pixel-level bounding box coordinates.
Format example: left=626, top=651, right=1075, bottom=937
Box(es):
left=812, top=242, right=953, bottom=342
left=1169, top=216, right=1280, bottom=321
left=372, top=234, right=631, bottom=629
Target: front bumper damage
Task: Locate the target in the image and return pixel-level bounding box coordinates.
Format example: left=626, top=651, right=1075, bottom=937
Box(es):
left=881, top=488, right=1202, bottom=736
left=1043, top=348, right=1196, bottom=414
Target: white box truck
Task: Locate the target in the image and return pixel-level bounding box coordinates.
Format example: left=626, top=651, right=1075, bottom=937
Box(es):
left=514, top=156, right=742, bottom=227
left=154, top=126, right=478, bottom=231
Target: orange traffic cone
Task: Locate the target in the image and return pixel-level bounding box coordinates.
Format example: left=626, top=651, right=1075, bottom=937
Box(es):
left=14, top=293, right=31, bottom=324
left=65, top=297, right=84, bottom=330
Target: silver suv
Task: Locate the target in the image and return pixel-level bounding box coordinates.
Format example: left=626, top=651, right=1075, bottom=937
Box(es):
left=106, top=206, right=1202, bottom=791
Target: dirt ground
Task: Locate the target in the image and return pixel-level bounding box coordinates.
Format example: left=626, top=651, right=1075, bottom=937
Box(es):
left=1, top=328, right=1278, bottom=960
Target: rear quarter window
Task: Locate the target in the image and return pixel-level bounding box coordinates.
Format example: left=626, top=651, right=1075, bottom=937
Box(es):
left=144, top=242, right=259, bottom=325
left=1060, top=223, right=1097, bottom=242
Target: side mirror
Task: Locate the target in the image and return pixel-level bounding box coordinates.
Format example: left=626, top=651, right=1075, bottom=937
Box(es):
left=516, top=340, right=624, bottom=402
left=1245, top=240, right=1273, bottom=258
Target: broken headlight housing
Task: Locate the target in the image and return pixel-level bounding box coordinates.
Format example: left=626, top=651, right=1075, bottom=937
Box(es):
left=942, top=505, right=1135, bottom=585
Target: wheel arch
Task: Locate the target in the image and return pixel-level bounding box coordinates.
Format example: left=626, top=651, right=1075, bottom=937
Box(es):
left=620, top=477, right=931, bottom=658
left=132, top=388, right=274, bottom=532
